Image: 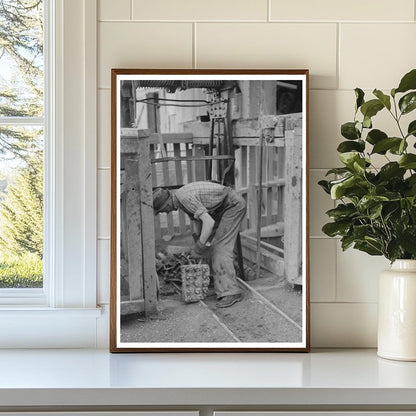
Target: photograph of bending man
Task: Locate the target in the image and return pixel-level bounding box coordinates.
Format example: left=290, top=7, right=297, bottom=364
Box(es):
left=153, top=181, right=246, bottom=308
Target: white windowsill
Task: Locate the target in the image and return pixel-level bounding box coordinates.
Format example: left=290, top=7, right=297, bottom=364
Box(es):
left=0, top=349, right=415, bottom=409
left=0, top=307, right=102, bottom=316
left=0, top=307, right=104, bottom=348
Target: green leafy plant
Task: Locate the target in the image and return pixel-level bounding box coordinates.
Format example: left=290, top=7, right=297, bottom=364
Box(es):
left=319, top=69, right=416, bottom=262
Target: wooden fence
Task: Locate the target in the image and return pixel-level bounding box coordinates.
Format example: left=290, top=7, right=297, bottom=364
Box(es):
left=119, top=114, right=303, bottom=315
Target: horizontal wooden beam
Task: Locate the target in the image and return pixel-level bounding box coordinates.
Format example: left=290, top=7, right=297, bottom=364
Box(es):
left=120, top=128, right=150, bottom=139
left=121, top=299, right=144, bottom=316
left=121, top=133, right=194, bottom=154
left=241, top=233, right=284, bottom=276
left=192, top=137, right=285, bottom=147
left=244, top=223, right=285, bottom=238
left=150, top=133, right=193, bottom=144
left=242, top=232, right=284, bottom=255
left=151, top=155, right=235, bottom=164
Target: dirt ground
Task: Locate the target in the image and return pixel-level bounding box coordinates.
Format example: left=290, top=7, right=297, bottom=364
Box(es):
left=121, top=235, right=303, bottom=344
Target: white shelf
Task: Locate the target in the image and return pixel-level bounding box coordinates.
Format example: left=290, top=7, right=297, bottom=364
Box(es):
left=0, top=349, right=415, bottom=408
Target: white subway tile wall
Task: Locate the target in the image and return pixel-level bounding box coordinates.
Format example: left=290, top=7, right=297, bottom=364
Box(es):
left=97, top=169, right=111, bottom=239
left=99, top=0, right=131, bottom=21
left=97, top=0, right=416, bottom=347
left=340, top=24, right=416, bottom=90
left=309, top=170, right=335, bottom=237
left=310, top=239, right=336, bottom=302
left=98, top=89, right=111, bottom=168
left=270, top=0, right=414, bottom=22
left=97, top=239, right=110, bottom=305
left=132, top=0, right=268, bottom=21
left=98, top=22, right=193, bottom=88
left=196, top=23, right=338, bottom=89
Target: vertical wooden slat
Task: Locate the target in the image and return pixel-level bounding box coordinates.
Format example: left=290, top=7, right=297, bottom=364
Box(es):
left=272, top=184, right=278, bottom=223
left=146, top=92, right=158, bottom=133
left=150, top=144, right=162, bottom=240
left=234, top=147, right=241, bottom=190
left=161, top=155, right=175, bottom=236
left=241, top=145, right=248, bottom=188
left=120, top=189, right=128, bottom=262
left=248, top=146, right=257, bottom=230
left=138, top=138, right=159, bottom=316
left=194, top=145, right=205, bottom=181
left=186, top=144, right=194, bottom=184
left=241, top=193, right=248, bottom=231
left=184, top=144, right=194, bottom=229
left=174, top=143, right=187, bottom=235
left=284, top=128, right=302, bottom=285
left=278, top=147, right=285, bottom=222
left=265, top=146, right=274, bottom=226
left=125, top=159, right=143, bottom=302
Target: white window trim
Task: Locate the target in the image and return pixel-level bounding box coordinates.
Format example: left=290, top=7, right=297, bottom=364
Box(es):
left=0, top=0, right=101, bottom=348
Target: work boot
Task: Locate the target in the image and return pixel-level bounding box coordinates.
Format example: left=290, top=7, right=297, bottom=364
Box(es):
left=216, top=293, right=243, bottom=308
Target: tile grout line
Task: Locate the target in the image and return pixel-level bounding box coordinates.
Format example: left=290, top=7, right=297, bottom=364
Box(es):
left=267, top=0, right=271, bottom=22
left=310, top=301, right=378, bottom=306
left=336, top=22, right=340, bottom=90
left=193, top=22, right=197, bottom=69
left=97, top=19, right=415, bottom=24
left=333, top=228, right=338, bottom=303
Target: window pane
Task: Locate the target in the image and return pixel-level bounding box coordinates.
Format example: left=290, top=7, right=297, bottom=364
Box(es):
left=0, top=126, right=43, bottom=289
left=0, top=0, right=44, bottom=117
left=0, top=0, right=44, bottom=290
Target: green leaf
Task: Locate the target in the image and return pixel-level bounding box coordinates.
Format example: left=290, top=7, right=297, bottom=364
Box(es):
left=326, top=203, right=356, bottom=220
left=330, top=175, right=367, bottom=200
left=399, top=154, right=416, bottom=169
left=371, top=137, right=402, bottom=154
left=373, top=89, right=391, bottom=110
left=354, top=241, right=383, bottom=256
left=341, top=122, right=360, bottom=140
left=322, top=221, right=351, bottom=237
left=369, top=203, right=383, bottom=220
left=363, top=116, right=372, bottom=129
left=353, top=158, right=366, bottom=174
left=366, top=129, right=388, bottom=145
left=360, top=99, right=384, bottom=119
left=386, top=240, right=402, bottom=263
left=398, top=227, right=416, bottom=255
left=339, top=152, right=360, bottom=167
left=337, top=140, right=365, bottom=153
left=357, top=195, right=389, bottom=211
left=407, top=120, right=416, bottom=137
left=341, top=235, right=355, bottom=251
left=399, top=92, right=416, bottom=115
left=377, top=162, right=406, bottom=181
left=318, top=180, right=331, bottom=194
left=355, top=88, right=365, bottom=110
left=390, top=139, right=408, bottom=155
left=325, top=167, right=351, bottom=176
left=352, top=224, right=374, bottom=240
left=395, top=69, right=416, bottom=94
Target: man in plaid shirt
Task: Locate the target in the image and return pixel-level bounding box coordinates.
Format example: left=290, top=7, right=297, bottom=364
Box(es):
left=153, top=181, right=246, bottom=308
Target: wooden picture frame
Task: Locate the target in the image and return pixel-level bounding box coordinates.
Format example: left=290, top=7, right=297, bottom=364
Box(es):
left=110, top=69, right=310, bottom=352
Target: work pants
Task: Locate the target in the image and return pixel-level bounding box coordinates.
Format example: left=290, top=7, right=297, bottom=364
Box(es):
left=209, top=190, right=246, bottom=299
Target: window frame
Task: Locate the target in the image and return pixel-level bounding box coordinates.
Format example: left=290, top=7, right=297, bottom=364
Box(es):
left=0, top=0, right=100, bottom=348
left=0, top=1, right=49, bottom=305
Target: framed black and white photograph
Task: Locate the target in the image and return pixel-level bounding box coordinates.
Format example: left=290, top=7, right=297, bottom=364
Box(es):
left=110, top=69, right=310, bottom=352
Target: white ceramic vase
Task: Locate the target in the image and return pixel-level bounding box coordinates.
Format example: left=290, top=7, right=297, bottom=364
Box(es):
left=378, top=259, right=416, bottom=361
